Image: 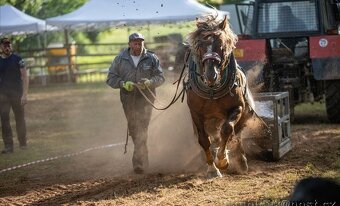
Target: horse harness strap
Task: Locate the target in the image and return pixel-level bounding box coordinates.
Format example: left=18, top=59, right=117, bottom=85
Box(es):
left=187, top=53, right=237, bottom=100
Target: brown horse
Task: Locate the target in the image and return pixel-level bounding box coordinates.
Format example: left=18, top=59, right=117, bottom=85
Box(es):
left=186, top=14, right=255, bottom=178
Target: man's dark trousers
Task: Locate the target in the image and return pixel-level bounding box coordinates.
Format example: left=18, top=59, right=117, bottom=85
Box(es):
left=0, top=92, right=26, bottom=150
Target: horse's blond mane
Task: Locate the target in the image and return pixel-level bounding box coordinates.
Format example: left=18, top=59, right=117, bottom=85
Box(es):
left=187, top=14, right=238, bottom=64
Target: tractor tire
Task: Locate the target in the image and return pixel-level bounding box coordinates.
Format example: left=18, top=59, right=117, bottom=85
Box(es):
left=325, top=80, right=340, bottom=123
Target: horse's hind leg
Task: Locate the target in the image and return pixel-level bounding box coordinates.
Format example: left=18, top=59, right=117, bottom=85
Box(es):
left=227, top=136, right=248, bottom=174
left=229, top=110, right=249, bottom=174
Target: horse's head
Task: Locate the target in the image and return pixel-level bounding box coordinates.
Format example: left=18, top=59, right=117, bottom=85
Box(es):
left=188, top=15, right=237, bottom=87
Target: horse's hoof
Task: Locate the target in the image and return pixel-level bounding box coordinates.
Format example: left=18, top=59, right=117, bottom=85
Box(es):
left=207, top=170, right=222, bottom=179
left=218, top=164, right=229, bottom=171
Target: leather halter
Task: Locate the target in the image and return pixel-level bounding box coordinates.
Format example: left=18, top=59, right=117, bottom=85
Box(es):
left=188, top=52, right=237, bottom=100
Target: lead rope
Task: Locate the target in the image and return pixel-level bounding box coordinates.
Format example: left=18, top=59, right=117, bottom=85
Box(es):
left=124, top=128, right=129, bottom=154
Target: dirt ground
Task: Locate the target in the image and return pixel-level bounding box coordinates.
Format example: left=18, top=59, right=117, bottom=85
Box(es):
left=0, top=83, right=339, bottom=206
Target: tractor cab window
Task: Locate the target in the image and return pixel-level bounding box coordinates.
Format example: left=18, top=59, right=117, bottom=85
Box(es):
left=324, top=0, right=340, bottom=33
left=235, top=3, right=255, bottom=35
left=334, top=2, right=340, bottom=22
left=257, top=0, right=319, bottom=35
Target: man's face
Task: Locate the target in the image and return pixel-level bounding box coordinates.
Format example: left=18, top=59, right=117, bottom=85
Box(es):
left=129, top=39, right=144, bottom=56
left=0, top=42, right=12, bottom=56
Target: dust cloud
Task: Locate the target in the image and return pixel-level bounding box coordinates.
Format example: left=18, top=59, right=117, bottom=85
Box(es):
left=148, top=78, right=205, bottom=174
left=245, top=64, right=265, bottom=93
left=57, top=77, right=205, bottom=177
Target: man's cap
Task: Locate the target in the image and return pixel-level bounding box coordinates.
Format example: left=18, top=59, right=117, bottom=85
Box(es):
left=129, top=33, right=145, bottom=41
left=0, top=37, right=11, bottom=44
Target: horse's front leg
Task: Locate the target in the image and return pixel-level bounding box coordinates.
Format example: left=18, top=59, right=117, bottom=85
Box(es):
left=204, top=147, right=222, bottom=178
left=214, top=122, right=231, bottom=170
left=192, top=114, right=222, bottom=178
left=204, top=118, right=227, bottom=178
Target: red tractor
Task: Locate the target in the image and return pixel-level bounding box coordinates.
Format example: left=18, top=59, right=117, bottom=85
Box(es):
left=230, top=0, right=340, bottom=122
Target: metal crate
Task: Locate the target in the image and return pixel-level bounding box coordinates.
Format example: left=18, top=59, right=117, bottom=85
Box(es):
left=254, top=92, right=292, bottom=160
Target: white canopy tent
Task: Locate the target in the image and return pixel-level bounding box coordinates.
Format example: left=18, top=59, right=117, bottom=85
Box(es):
left=46, top=0, right=229, bottom=30
left=44, top=0, right=230, bottom=83
left=0, top=4, right=54, bottom=35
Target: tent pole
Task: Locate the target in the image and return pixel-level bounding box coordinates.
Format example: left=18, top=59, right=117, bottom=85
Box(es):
left=42, top=30, right=47, bottom=86
left=37, top=33, right=45, bottom=85
left=64, top=29, right=73, bottom=83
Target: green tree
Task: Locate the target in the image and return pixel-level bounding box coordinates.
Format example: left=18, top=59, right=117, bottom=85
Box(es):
left=0, top=0, right=90, bottom=47
left=37, top=0, right=87, bottom=19
left=0, top=0, right=87, bottom=18
left=0, top=0, right=43, bottom=16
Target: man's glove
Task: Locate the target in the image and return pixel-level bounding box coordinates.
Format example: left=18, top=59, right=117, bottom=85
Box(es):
left=137, top=78, right=152, bottom=90
left=142, top=78, right=152, bottom=88
left=122, top=81, right=134, bottom=91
